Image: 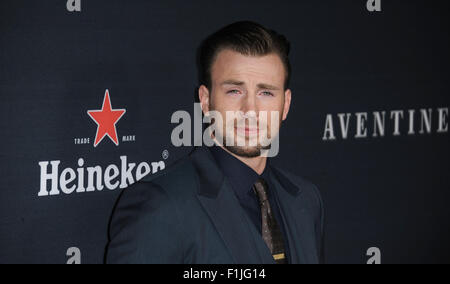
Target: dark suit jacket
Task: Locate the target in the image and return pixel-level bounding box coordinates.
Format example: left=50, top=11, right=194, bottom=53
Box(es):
left=106, top=146, right=324, bottom=264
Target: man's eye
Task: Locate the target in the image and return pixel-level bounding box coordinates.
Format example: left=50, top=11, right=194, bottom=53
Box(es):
left=227, top=90, right=240, bottom=95
left=261, top=91, right=274, bottom=96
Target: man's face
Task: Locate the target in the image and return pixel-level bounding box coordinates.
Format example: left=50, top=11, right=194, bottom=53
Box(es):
left=199, top=49, right=291, bottom=158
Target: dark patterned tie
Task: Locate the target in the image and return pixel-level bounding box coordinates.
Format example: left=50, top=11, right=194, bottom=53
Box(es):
left=253, top=177, right=286, bottom=264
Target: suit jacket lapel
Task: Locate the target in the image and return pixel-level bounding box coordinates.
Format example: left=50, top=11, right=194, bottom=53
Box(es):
left=270, top=167, right=320, bottom=264
left=190, top=146, right=274, bottom=264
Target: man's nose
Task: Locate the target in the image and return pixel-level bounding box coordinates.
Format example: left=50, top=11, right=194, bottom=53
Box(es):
left=241, top=93, right=258, bottom=114
left=239, top=94, right=259, bottom=127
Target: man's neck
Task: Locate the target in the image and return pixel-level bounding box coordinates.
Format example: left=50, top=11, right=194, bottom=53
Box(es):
left=216, top=143, right=267, bottom=175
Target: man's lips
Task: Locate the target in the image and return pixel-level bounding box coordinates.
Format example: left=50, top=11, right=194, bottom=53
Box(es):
left=235, top=127, right=259, bottom=135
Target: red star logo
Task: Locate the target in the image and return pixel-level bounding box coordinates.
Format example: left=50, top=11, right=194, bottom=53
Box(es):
left=87, top=89, right=126, bottom=147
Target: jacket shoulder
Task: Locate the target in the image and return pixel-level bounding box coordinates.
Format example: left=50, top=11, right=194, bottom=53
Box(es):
left=134, top=152, right=200, bottom=200
left=107, top=154, right=198, bottom=263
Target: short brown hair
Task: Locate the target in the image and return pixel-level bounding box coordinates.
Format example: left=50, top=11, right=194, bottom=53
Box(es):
left=197, top=21, right=291, bottom=90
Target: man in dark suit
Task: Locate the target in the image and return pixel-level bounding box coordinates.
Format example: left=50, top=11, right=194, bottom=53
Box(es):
left=106, top=21, right=324, bottom=264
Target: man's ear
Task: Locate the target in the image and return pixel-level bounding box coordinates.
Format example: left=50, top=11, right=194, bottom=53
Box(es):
left=282, top=89, right=292, bottom=121
left=198, top=85, right=210, bottom=116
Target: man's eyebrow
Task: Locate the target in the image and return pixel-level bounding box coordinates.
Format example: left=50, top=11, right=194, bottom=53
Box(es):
left=220, top=80, right=280, bottom=90
left=221, top=80, right=245, bottom=86
left=257, top=83, right=280, bottom=91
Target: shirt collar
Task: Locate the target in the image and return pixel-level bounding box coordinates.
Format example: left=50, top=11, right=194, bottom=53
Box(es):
left=208, top=145, right=271, bottom=198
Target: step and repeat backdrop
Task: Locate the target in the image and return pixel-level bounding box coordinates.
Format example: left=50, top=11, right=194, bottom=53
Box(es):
left=0, top=0, right=449, bottom=264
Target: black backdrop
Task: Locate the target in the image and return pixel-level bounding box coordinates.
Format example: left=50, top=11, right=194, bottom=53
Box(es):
left=0, top=0, right=449, bottom=264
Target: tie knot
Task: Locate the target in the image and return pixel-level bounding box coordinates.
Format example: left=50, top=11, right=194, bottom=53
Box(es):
left=253, top=177, right=269, bottom=203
